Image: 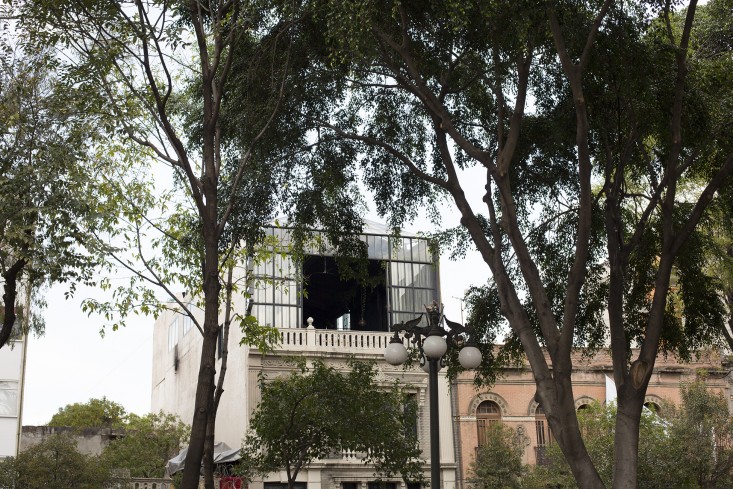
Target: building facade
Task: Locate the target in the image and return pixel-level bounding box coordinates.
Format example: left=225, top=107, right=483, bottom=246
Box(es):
left=151, top=223, right=733, bottom=489
left=152, top=223, right=452, bottom=489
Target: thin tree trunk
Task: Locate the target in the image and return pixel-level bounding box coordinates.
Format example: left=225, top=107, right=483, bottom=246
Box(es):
left=181, top=220, right=221, bottom=489
left=0, top=258, right=27, bottom=349
left=203, top=265, right=235, bottom=489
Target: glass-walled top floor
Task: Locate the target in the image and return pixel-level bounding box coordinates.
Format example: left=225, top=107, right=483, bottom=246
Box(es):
left=250, top=226, right=439, bottom=332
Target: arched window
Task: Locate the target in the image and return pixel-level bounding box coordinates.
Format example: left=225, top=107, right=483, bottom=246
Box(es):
left=577, top=403, right=590, bottom=412
left=476, top=400, right=501, bottom=446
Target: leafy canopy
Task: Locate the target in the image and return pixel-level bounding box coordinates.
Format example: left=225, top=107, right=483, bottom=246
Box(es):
left=0, top=31, right=126, bottom=348
left=102, top=411, right=190, bottom=479
left=537, top=381, right=733, bottom=489
left=0, top=433, right=112, bottom=489
left=468, top=423, right=527, bottom=489
left=48, top=397, right=128, bottom=429
left=241, top=359, right=424, bottom=486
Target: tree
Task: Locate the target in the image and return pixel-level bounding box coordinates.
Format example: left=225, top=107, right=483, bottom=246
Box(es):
left=102, top=411, right=190, bottom=479
left=666, top=380, right=733, bottom=488
left=467, top=423, right=527, bottom=489
left=0, top=32, right=121, bottom=349
left=241, top=359, right=424, bottom=489
left=46, top=399, right=190, bottom=480
left=48, top=397, right=128, bottom=429
left=0, top=433, right=112, bottom=489
left=265, top=0, right=733, bottom=487
left=13, top=2, right=291, bottom=488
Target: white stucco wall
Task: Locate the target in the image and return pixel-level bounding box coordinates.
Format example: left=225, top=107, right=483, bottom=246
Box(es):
left=0, top=338, right=26, bottom=458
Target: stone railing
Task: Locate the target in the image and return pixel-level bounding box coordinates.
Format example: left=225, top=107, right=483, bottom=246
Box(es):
left=110, top=477, right=243, bottom=489
left=109, top=479, right=173, bottom=489
left=277, top=325, right=397, bottom=355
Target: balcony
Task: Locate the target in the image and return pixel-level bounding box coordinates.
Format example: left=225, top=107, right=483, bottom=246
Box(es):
left=274, top=326, right=398, bottom=355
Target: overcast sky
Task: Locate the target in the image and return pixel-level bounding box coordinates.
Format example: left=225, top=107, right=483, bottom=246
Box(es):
left=21, top=165, right=490, bottom=425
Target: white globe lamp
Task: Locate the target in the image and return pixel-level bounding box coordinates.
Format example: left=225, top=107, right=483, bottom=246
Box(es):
left=384, top=339, right=408, bottom=366
left=423, top=335, right=447, bottom=360
left=458, top=345, right=482, bottom=369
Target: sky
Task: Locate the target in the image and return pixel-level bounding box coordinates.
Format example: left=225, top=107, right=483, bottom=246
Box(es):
left=20, top=165, right=491, bottom=425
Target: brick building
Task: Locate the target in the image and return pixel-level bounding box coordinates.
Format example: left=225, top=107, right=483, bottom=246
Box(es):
left=452, top=349, right=733, bottom=489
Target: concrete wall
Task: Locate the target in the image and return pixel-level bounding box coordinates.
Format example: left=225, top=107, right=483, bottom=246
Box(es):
left=19, top=425, right=125, bottom=456
left=151, top=292, right=251, bottom=450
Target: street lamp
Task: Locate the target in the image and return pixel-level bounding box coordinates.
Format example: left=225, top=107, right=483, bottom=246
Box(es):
left=384, top=301, right=482, bottom=489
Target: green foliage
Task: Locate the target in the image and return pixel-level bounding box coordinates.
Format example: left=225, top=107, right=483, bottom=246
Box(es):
left=0, top=32, right=124, bottom=347
left=468, top=423, right=528, bottom=489
left=535, top=382, right=733, bottom=488
left=46, top=399, right=190, bottom=479
left=102, top=411, right=190, bottom=478
left=48, top=397, right=128, bottom=429
left=240, top=359, right=424, bottom=485
left=0, top=433, right=112, bottom=489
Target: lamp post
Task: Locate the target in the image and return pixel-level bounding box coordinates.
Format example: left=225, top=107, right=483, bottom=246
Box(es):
left=384, top=301, right=482, bottom=489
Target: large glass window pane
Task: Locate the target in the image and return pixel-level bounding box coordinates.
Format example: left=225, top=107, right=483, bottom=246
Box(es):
left=413, top=264, right=434, bottom=288
left=392, top=312, right=423, bottom=326
left=273, top=254, right=293, bottom=279
left=253, top=282, right=270, bottom=304
left=414, top=289, right=434, bottom=313
left=275, top=283, right=295, bottom=305
left=394, top=238, right=412, bottom=261
left=262, top=306, right=274, bottom=327
left=252, top=305, right=265, bottom=324
left=390, top=262, right=399, bottom=287
left=415, top=239, right=430, bottom=263
left=0, top=382, right=18, bottom=416
left=368, top=235, right=389, bottom=260
left=390, top=287, right=411, bottom=312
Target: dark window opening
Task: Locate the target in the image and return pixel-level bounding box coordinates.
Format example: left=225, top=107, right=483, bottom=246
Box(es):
left=342, top=483, right=358, bottom=489
left=404, top=393, right=418, bottom=439
left=302, top=255, right=388, bottom=332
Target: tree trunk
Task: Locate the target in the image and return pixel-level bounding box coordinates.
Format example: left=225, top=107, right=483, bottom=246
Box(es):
left=0, top=258, right=27, bottom=349
left=612, top=390, right=644, bottom=489
left=539, top=365, right=606, bottom=489
left=181, top=221, right=221, bottom=489
left=203, top=402, right=216, bottom=489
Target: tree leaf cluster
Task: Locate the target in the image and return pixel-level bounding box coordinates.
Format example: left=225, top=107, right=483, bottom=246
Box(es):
left=0, top=433, right=113, bottom=489
left=240, top=359, right=424, bottom=488
left=534, top=380, right=733, bottom=489
left=46, top=397, right=190, bottom=479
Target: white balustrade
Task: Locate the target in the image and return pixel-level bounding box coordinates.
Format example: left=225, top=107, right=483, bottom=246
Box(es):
left=276, top=327, right=394, bottom=354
